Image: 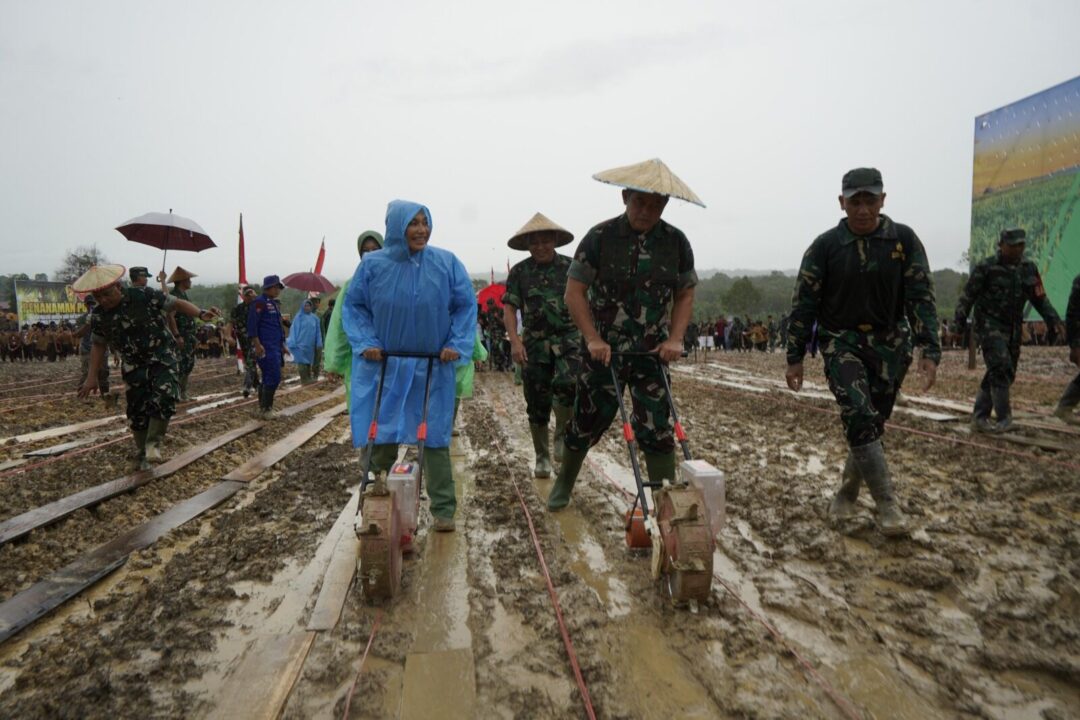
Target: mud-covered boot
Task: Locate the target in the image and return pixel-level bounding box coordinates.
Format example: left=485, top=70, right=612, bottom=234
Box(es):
left=851, top=440, right=908, bottom=537
left=103, top=392, right=119, bottom=411
left=179, top=375, right=191, bottom=401
left=827, top=451, right=861, bottom=521
left=643, top=450, right=677, bottom=486
left=263, top=386, right=278, bottom=419
left=530, top=423, right=552, bottom=478
left=1053, top=404, right=1080, bottom=425
left=548, top=447, right=588, bottom=511
left=971, top=387, right=994, bottom=433
left=144, top=417, right=169, bottom=463
left=990, top=386, right=1013, bottom=433
left=130, top=429, right=149, bottom=471
left=552, top=403, right=573, bottom=463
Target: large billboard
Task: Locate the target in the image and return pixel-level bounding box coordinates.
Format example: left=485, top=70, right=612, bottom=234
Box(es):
left=970, top=75, right=1080, bottom=317
left=14, top=280, right=83, bottom=326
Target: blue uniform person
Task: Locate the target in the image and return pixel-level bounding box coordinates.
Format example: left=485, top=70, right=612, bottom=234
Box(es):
left=248, top=275, right=287, bottom=419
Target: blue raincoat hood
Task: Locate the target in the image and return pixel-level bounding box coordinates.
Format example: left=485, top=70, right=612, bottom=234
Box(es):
left=341, top=199, right=477, bottom=448
left=286, top=300, right=323, bottom=365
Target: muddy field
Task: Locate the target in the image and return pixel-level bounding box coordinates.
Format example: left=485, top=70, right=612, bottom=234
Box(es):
left=0, top=348, right=1077, bottom=719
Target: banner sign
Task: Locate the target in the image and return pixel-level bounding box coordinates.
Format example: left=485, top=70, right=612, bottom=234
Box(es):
left=14, top=280, right=83, bottom=326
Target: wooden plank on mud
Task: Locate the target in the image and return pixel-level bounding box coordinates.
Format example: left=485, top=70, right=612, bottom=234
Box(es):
left=0, top=481, right=244, bottom=644
left=400, top=648, right=477, bottom=720
left=207, top=632, right=316, bottom=720
left=22, top=437, right=99, bottom=457
left=2, top=413, right=125, bottom=446
left=0, top=421, right=263, bottom=546
left=223, top=403, right=346, bottom=483
left=306, top=521, right=360, bottom=631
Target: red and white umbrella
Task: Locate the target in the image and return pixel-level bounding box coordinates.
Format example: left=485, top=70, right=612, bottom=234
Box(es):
left=282, top=272, right=336, bottom=294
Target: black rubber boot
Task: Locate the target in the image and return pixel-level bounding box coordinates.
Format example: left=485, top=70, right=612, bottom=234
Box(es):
left=552, top=404, right=573, bottom=463
left=990, top=386, right=1012, bottom=433
left=971, top=387, right=994, bottom=433
left=851, top=440, right=907, bottom=537
left=827, top=452, right=861, bottom=521
left=144, top=417, right=169, bottom=463
left=131, top=429, right=149, bottom=471
left=548, top=447, right=588, bottom=511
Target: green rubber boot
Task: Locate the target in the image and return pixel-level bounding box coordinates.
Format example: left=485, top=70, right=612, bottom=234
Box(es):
left=827, top=452, right=860, bottom=521
left=144, top=417, right=169, bottom=463
left=643, top=450, right=677, bottom=486
left=131, top=429, right=149, bottom=471
left=552, top=404, right=573, bottom=463
left=851, top=439, right=908, bottom=537
left=529, top=423, right=552, bottom=479
left=547, top=447, right=588, bottom=511
left=179, top=375, right=191, bottom=401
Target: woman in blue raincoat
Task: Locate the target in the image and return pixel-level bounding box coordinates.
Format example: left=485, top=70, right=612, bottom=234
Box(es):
left=286, top=299, right=324, bottom=385
left=342, top=200, right=476, bottom=531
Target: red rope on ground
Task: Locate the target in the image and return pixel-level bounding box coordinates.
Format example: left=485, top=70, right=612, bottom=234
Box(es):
left=490, top=399, right=597, bottom=720
left=585, top=457, right=864, bottom=720
left=340, top=609, right=383, bottom=720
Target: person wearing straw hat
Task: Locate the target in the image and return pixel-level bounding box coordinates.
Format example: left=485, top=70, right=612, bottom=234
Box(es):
left=162, top=266, right=198, bottom=400
left=785, top=168, right=941, bottom=537
left=548, top=158, right=702, bottom=511
left=503, top=212, right=581, bottom=478
left=74, top=264, right=220, bottom=469
left=249, top=274, right=288, bottom=419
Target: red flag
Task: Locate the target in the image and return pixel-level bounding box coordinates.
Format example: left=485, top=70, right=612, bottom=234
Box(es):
left=238, top=213, right=248, bottom=285
left=314, top=237, right=326, bottom=275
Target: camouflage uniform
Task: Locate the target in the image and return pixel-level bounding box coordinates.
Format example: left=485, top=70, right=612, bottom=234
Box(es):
left=955, top=250, right=1061, bottom=424
left=172, top=287, right=197, bottom=383
left=564, top=214, right=697, bottom=455
left=90, top=287, right=180, bottom=431
left=503, top=254, right=581, bottom=425
left=76, top=308, right=110, bottom=394
left=787, top=214, right=940, bottom=447
left=231, top=300, right=260, bottom=392
left=1056, top=273, right=1080, bottom=415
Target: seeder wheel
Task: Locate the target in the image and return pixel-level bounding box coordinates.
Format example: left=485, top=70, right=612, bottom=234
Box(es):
left=654, top=485, right=714, bottom=605
left=624, top=506, right=650, bottom=549
left=356, top=489, right=402, bottom=600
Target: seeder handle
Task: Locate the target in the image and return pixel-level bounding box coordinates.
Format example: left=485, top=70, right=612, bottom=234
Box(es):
left=359, top=358, right=391, bottom=495
left=610, top=359, right=651, bottom=525
left=415, top=356, right=435, bottom=495
left=655, top=360, right=692, bottom=462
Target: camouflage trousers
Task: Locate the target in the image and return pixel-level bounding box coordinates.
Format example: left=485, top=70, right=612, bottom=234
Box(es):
left=522, top=343, right=580, bottom=425
left=178, top=334, right=196, bottom=377
left=820, top=328, right=911, bottom=447
left=977, top=329, right=1020, bottom=392
left=240, top=342, right=261, bottom=391
left=123, top=360, right=180, bottom=431
left=564, top=354, right=674, bottom=454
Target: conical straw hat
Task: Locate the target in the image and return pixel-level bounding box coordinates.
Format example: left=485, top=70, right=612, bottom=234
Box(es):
left=167, top=266, right=197, bottom=283
left=72, top=264, right=126, bottom=293
left=507, top=212, right=574, bottom=251
left=592, top=158, right=705, bottom=208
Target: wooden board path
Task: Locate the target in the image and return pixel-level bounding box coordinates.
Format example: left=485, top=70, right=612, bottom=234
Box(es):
left=224, top=402, right=346, bottom=482
left=0, top=397, right=345, bottom=645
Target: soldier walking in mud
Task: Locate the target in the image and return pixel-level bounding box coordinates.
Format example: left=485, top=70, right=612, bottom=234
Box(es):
left=74, top=265, right=219, bottom=469
left=74, top=295, right=115, bottom=408
left=785, top=168, right=940, bottom=536
left=547, top=158, right=700, bottom=511
left=1051, top=273, right=1080, bottom=424
left=955, top=228, right=1064, bottom=432
left=231, top=286, right=260, bottom=397
left=502, top=212, right=582, bottom=479
left=161, top=267, right=199, bottom=401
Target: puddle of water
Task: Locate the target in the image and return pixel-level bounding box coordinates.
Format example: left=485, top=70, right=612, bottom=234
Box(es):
left=545, top=493, right=631, bottom=617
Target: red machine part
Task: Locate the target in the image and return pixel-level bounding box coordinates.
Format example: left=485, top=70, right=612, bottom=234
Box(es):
left=624, top=507, right=649, bottom=549
left=653, top=485, right=714, bottom=604
left=356, top=489, right=402, bottom=600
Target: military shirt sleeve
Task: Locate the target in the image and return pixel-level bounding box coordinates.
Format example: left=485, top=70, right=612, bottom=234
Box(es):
left=676, top=233, right=698, bottom=290
left=901, top=230, right=941, bottom=363
left=785, top=235, right=826, bottom=365
left=954, top=262, right=986, bottom=321
left=1067, top=274, right=1080, bottom=348
left=567, top=230, right=600, bottom=286
left=1023, top=265, right=1061, bottom=325
left=502, top=264, right=523, bottom=308
left=89, top=313, right=108, bottom=346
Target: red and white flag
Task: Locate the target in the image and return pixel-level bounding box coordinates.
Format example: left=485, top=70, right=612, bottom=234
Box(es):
left=314, top=237, right=326, bottom=275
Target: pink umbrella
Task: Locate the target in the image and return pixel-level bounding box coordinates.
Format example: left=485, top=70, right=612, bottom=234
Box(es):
left=115, top=209, right=216, bottom=272
left=282, top=272, right=336, bottom=294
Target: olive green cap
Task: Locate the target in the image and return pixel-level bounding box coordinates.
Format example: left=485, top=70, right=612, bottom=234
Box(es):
left=999, top=227, right=1026, bottom=245
left=841, top=168, right=883, bottom=198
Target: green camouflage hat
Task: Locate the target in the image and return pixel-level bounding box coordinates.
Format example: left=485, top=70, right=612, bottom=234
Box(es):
left=841, top=168, right=883, bottom=197
left=129, top=266, right=150, bottom=280
left=999, top=227, right=1026, bottom=245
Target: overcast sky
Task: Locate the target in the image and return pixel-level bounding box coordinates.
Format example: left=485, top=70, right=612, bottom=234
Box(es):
left=3, top=1, right=1079, bottom=285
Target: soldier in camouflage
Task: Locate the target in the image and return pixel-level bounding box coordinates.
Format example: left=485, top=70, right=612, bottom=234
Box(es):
left=786, top=168, right=940, bottom=537
left=162, top=266, right=199, bottom=401
left=502, top=212, right=582, bottom=478
left=955, top=228, right=1064, bottom=432
left=231, top=286, right=260, bottom=397
left=74, top=265, right=219, bottom=469
left=1053, top=273, right=1080, bottom=424
left=548, top=160, right=699, bottom=512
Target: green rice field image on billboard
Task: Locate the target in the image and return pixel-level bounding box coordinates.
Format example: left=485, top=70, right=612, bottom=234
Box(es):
left=971, top=74, right=1080, bottom=316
